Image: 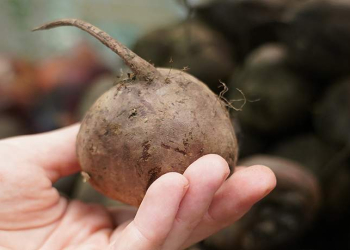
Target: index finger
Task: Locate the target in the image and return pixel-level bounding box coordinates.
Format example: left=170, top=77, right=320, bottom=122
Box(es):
left=0, top=124, right=81, bottom=182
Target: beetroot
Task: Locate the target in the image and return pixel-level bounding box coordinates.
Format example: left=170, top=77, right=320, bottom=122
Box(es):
left=34, top=19, right=238, bottom=206
left=229, top=43, right=313, bottom=136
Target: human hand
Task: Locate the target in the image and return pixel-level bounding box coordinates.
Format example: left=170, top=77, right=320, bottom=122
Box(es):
left=0, top=125, right=276, bottom=250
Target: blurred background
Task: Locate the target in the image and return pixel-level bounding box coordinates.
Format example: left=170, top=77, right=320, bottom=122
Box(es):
left=1, top=0, right=350, bottom=249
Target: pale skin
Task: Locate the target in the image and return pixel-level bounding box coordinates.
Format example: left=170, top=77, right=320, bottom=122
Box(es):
left=0, top=124, right=276, bottom=250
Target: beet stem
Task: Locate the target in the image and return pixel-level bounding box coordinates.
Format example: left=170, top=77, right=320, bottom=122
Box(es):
left=32, top=19, right=160, bottom=81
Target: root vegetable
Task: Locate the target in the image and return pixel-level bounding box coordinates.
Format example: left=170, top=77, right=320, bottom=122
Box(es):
left=313, top=79, right=350, bottom=147
left=196, top=0, right=293, bottom=62
left=229, top=44, right=313, bottom=136
left=34, top=19, right=238, bottom=206
left=282, top=0, right=350, bottom=78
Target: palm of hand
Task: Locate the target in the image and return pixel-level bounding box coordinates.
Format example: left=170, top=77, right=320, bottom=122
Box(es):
left=0, top=125, right=275, bottom=250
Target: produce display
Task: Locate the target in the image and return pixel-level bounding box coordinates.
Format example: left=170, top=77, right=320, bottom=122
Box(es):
left=1, top=0, right=350, bottom=249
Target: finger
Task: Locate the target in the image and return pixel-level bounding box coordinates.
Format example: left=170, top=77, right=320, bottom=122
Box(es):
left=0, top=124, right=80, bottom=182
left=108, top=206, right=137, bottom=227
left=104, top=206, right=138, bottom=244
left=162, top=154, right=230, bottom=250
left=234, top=166, right=247, bottom=172
left=182, top=165, right=276, bottom=248
left=109, top=172, right=189, bottom=250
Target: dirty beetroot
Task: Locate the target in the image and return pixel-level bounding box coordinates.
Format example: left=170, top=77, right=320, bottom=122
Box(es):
left=34, top=19, right=238, bottom=206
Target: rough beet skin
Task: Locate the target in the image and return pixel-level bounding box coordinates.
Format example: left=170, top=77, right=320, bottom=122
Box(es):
left=34, top=19, right=238, bottom=206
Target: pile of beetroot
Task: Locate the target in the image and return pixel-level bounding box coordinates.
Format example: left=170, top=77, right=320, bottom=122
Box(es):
left=133, top=1, right=350, bottom=248
left=183, top=1, right=350, bottom=249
